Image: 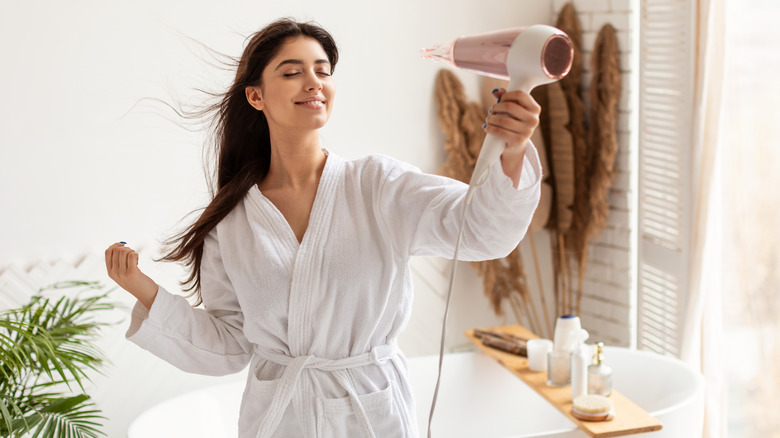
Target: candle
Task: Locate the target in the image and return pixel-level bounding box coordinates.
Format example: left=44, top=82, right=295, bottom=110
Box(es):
left=527, top=338, right=553, bottom=372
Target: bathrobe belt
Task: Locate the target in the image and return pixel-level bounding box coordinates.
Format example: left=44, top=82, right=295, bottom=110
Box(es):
left=253, top=341, right=399, bottom=438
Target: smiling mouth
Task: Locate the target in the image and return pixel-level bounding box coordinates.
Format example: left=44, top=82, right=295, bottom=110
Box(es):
left=295, top=100, right=325, bottom=109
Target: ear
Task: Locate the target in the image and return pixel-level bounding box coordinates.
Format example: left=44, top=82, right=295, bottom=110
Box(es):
left=245, top=86, right=265, bottom=111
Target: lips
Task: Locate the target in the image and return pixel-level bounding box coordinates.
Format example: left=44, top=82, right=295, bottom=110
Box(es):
left=295, top=97, right=326, bottom=109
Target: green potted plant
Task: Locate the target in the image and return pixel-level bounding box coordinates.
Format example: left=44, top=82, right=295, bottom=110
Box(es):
left=0, top=281, right=116, bottom=438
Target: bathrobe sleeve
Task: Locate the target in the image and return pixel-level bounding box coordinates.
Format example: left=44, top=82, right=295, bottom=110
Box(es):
left=126, top=230, right=253, bottom=376
left=375, top=142, right=542, bottom=261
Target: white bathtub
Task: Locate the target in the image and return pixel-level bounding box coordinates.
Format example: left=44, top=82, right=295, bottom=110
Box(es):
left=128, top=347, right=704, bottom=437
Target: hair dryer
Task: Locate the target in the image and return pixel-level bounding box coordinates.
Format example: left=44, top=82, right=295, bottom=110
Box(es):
left=422, top=25, right=573, bottom=202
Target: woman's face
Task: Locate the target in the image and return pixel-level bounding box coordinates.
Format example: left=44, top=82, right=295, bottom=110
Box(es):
left=250, top=36, right=335, bottom=134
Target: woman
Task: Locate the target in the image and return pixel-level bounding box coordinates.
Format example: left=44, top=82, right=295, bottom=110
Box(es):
left=105, top=18, right=541, bottom=438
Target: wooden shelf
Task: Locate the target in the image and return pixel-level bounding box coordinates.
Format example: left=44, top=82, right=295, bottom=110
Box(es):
left=465, top=325, right=662, bottom=438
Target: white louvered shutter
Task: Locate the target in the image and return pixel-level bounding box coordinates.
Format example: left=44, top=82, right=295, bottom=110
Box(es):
left=637, top=0, right=696, bottom=357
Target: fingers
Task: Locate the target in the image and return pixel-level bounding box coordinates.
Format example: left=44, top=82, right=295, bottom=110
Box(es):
left=491, top=88, right=506, bottom=101
left=490, top=88, right=539, bottom=107
left=105, top=242, right=138, bottom=279
left=103, top=242, right=158, bottom=308
left=487, top=89, right=540, bottom=126
left=105, top=242, right=122, bottom=275
left=128, top=251, right=139, bottom=274
left=485, top=89, right=541, bottom=146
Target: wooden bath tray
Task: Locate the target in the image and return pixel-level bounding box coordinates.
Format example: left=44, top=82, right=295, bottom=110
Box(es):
left=465, top=325, right=662, bottom=437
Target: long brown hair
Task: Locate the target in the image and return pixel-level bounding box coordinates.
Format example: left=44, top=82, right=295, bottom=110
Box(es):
left=161, top=18, right=339, bottom=305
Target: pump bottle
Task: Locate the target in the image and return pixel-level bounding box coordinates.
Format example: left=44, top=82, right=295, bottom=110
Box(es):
left=587, top=342, right=612, bottom=397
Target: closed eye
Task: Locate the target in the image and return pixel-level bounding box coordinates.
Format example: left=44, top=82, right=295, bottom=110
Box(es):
left=283, top=71, right=330, bottom=78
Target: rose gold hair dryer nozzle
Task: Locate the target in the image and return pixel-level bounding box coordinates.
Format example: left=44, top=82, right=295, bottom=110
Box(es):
left=422, top=25, right=573, bottom=201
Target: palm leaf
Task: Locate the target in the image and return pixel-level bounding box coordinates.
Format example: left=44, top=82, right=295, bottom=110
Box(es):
left=15, top=394, right=106, bottom=438
left=0, top=392, right=29, bottom=436
left=4, top=292, right=111, bottom=390
left=0, top=282, right=115, bottom=438
left=1, top=306, right=78, bottom=391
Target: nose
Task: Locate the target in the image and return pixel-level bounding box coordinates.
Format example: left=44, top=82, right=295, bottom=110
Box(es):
left=305, top=70, right=323, bottom=92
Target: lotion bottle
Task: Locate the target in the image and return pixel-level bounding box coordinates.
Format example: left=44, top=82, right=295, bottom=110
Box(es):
left=571, top=342, right=590, bottom=401
left=588, top=342, right=612, bottom=397
left=563, top=328, right=589, bottom=399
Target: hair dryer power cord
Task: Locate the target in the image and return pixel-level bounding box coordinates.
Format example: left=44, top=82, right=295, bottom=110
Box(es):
left=427, top=186, right=472, bottom=438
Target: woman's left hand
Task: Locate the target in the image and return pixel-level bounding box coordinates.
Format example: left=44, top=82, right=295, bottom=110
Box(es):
left=484, top=88, right=541, bottom=155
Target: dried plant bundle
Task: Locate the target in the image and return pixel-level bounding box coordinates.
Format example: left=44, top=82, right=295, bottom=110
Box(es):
left=568, top=24, right=622, bottom=315
left=536, top=3, right=626, bottom=317
left=554, top=2, right=592, bottom=316
left=474, top=248, right=543, bottom=335
left=547, top=81, right=575, bottom=234
left=587, top=24, right=621, bottom=242
left=435, top=69, right=481, bottom=182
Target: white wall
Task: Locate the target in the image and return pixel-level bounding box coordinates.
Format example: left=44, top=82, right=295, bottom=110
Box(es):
left=0, top=1, right=560, bottom=436
left=0, top=0, right=552, bottom=266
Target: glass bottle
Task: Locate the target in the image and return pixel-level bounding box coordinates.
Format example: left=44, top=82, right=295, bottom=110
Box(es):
left=587, top=342, right=612, bottom=397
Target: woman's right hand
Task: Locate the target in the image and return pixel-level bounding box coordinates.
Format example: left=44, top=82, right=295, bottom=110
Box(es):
left=105, top=242, right=159, bottom=310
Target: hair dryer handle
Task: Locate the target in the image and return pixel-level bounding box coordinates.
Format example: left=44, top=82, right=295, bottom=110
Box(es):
left=465, top=80, right=532, bottom=203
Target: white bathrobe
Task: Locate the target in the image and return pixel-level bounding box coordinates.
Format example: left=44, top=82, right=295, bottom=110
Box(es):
left=127, top=147, right=542, bottom=438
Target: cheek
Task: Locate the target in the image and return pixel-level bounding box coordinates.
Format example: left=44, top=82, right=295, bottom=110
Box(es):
left=325, top=82, right=336, bottom=107
left=261, top=89, right=290, bottom=115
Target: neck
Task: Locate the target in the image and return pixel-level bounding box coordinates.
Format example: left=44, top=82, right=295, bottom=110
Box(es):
left=262, top=129, right=326, bottom=191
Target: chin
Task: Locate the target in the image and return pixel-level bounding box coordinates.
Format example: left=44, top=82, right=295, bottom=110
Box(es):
left=311, top=115, right=332, bottom=129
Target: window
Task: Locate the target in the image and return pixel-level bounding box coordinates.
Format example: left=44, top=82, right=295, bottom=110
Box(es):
left=639, top=0, right=780, bottom=435
left=721, top=0, right=780, bottom=435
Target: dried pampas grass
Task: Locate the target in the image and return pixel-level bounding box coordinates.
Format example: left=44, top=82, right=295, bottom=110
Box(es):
left=435, top=70, right=484, bottom=182
left=533, top=3, right=623, bottom=317
left=571, top=23, right=621, bottom=315
left=587, top=24, right=621, bottom=242
left=543, top=80, right=575, bottom=315
left=473, top=248, right=540, bottom=331
left=557, top=3, right=591, bottom=315
left=547, top=81, right=576, bottom=235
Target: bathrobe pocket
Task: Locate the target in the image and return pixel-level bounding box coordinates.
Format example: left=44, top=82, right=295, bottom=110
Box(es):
left=238, top=370, right=302, bottom=437
left=238, top=372, right=278, bottom=436
left=317, top=385, right=406, bottom=438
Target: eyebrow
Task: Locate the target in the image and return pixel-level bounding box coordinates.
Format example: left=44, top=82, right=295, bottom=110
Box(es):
left=274, top=59, right=331, bottom=71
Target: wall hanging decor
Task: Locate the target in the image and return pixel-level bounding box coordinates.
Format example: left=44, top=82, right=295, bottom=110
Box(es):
left=538, top=3, right=622, bottom=317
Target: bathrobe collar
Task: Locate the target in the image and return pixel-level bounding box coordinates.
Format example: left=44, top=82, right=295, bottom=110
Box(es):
left=244, top=149, right=345, bottom=357
left=246, top=148, right=338, bottom=251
